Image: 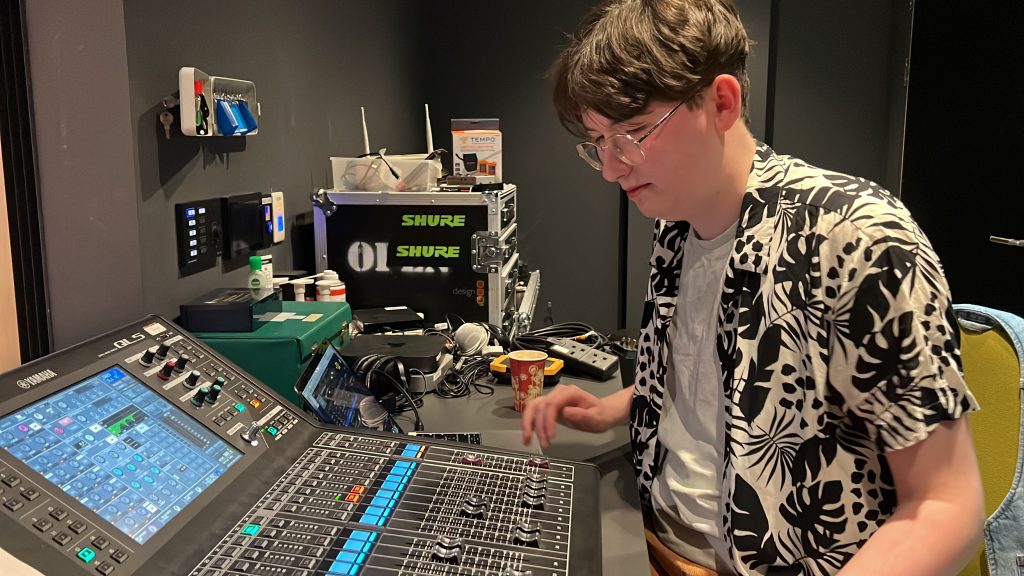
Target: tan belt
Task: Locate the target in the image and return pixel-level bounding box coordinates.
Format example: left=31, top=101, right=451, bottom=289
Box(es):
left=645, top=525, right=720, bottom=576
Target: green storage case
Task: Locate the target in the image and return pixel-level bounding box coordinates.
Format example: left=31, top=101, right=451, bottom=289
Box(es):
left=194, top=301, right=351, bottom=407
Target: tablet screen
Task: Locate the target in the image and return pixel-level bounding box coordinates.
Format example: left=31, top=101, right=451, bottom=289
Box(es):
left=295, top=342, right=402, bottom=434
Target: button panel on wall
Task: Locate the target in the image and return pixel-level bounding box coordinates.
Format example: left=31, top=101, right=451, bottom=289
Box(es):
left=175, top=198, right=222, bottom=276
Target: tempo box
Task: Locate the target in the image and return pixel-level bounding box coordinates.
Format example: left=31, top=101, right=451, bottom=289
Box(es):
left=452, top=118, right=501, bottom=181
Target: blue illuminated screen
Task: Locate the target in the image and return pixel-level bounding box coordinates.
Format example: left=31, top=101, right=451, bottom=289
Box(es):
left=0, top=367, right=242, bottom=544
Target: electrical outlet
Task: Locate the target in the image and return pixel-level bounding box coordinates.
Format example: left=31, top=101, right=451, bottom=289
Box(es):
left=546, top=337, right=619, bottom=381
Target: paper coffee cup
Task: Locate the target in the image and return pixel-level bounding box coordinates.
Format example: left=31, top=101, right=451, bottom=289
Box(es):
left=508, top=350, right=547, bottom=412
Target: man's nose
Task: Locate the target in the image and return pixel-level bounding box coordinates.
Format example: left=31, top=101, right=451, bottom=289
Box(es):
left=600, top=152, right=631, bottom=183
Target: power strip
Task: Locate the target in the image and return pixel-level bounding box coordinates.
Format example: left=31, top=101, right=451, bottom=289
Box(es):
left=545, top=337, right=620, bottom=381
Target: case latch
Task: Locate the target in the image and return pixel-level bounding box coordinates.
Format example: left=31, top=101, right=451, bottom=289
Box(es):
left=312, top=188, right=337, bottom=218
left=471, top=231, right=502, bottom=273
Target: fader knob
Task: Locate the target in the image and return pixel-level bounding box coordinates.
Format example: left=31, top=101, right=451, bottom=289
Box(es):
left=174, top=354, right=190, bottom=373
left=430, top=535, right=463, bottom=564
left=184, top=370, right=201, bottom=389
left=520, top=493, right=544, bottom=510
left=523, top=484, right=546, bottom=501
left=190, top=386, right=211, bottom=407
left=513, top=520, right=542, bottom=547
left=157, top=360, right=176, bottom=381
left=527, top=456, right=550, bottom=469
left=139, top=346, right=158, bottom=367
left=461, top=453, right=483, bottom=466
left=459, top=495, right=488, bottom=519
left=155, top=341, right=172, bottom=360
left=525, top=472, right=547, bottom=488
left=207, top=384, right=222, bottom=404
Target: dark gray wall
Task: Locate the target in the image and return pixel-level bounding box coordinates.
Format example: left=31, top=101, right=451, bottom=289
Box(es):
left=25, top=0, right=144, bottom=349
left=124, top=0, right=426, bottom=320
left=624, top=0, right=773, bottom=331
left=901, top=2, right=1023, bottom=316
left=26, top=0, right=915, bottom=347
left=412, top=1, right=622, bottom=332
left=772, top=0, right=911, bottom=193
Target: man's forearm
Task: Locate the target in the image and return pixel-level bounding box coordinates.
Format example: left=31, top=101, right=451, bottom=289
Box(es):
left=606, top=384, right=635, bottom=425
left=836, top=499, right=983, bottom=576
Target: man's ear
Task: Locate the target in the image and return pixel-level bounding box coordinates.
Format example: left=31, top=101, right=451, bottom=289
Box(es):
left=709, top=74, right=743, bottom=132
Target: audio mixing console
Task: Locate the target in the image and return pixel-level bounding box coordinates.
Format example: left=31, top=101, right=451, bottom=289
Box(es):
left=0, top=316, right=601, bottom=576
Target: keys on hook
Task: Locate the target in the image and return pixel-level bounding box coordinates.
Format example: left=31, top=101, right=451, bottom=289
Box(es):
left=990, top=236, right=1024, bottom=247
left=159, top=110, right=174, bottom=140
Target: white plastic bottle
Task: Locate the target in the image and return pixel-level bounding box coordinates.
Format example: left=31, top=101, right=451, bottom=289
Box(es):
left=248, top=256, right=269, bottom=291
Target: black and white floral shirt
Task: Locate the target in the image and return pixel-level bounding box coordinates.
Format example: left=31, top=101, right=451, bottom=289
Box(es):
left=631, top=142, right=978, bottom=574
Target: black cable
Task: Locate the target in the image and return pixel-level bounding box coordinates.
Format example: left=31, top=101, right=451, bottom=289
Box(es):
left=368, top=365, right=424, bottom=431
left=510, top=321, right=609, bottom=352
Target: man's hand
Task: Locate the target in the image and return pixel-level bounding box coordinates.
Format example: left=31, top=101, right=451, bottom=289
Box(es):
left=521, top=384, right=634, bottom=449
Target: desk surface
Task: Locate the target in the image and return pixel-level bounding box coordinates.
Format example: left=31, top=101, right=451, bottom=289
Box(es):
left=411, top=373, right=649, bottom=576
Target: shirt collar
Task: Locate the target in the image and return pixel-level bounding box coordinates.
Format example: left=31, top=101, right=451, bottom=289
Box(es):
left=732, top=142, right=785, bottom=274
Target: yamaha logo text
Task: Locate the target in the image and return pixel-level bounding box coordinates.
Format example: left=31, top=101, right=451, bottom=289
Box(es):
left=16, top=369, right=57, bottom=390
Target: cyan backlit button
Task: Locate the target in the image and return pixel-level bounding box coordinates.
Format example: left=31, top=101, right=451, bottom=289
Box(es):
left=328, top=561, right=351, bottom=575
left=76, top=547, right=96, bottom=563
left=335, top=551, right=358, bottom=564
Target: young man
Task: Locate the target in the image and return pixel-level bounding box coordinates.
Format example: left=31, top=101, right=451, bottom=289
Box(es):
left=520, top=1, right=984, bottom=574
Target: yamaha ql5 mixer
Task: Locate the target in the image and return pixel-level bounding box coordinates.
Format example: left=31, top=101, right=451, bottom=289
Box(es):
left=0, top=316, right=602, bottom=575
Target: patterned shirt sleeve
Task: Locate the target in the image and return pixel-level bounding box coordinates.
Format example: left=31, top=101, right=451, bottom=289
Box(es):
left=827, top=205, right=979, bottom=453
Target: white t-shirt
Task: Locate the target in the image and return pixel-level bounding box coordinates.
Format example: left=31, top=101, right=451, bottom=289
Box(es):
left=651, top=223, right=736, bottom=573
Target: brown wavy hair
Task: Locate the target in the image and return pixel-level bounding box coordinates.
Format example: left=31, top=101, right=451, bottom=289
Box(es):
left=552, top=0, right=752, bottom=138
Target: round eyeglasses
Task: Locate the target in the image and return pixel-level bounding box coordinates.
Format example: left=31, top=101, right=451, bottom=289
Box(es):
left=576, top=100, right=686, bottom=171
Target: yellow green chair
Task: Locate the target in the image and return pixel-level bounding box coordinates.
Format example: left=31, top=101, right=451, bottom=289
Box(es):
left=955, top=304, right=1024, bottom=576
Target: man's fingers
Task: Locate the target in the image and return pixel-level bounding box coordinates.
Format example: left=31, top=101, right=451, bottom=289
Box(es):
left=521, top=401, right=537, bottom=445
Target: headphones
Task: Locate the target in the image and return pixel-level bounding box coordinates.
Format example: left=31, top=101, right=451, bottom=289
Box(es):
left=351, top=354, right=423, bottom=431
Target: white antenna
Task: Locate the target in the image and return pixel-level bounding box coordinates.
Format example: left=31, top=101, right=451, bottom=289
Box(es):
left=424, top=103, right=434, bottom=153
left=360, top=107, right=371, bottom=155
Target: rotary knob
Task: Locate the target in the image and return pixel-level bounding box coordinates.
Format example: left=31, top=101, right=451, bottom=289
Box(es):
left=241, top=423, right=260, bottom=446
left=155, top=341, right=172, bottom=360
left=190, top=385, right=211, bottom=407
left=431, top=535, right=463, bottom=564
left=527, top=456, right=550, bottom=469
left=461, top=453, right=483, bottom=466
left=184, top=370, right=201, bottom=389
left=513, top=520, right=542, bottom=547
left=157, top=360, right=176, bottom=381
left=207, top=383, right=223, bottom=404
left=173, top=354, right=190, bottom=373
left=214, top=376, right=227, bottom=388
left=139, top=346, right=158, bottom=367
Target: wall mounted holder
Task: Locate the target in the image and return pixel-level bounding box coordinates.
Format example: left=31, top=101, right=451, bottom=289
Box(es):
left=178, top=67, right=260, bottom=137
